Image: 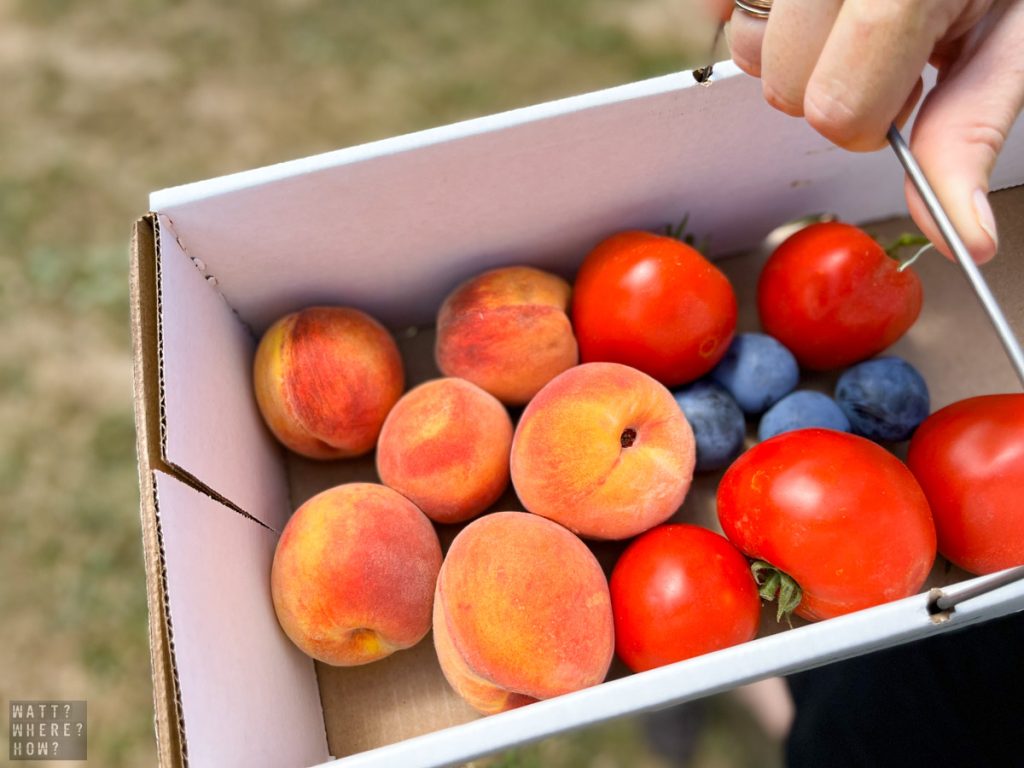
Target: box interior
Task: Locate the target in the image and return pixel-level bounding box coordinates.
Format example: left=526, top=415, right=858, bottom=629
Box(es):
left=137, top=62, right=1024, bottom=767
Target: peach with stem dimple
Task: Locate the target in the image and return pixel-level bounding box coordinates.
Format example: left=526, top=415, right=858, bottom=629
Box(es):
left=511, top=362, right=696, bottom=540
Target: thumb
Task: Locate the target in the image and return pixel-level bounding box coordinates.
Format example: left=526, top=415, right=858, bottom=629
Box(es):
left=906, top=1, right=1024, bottom=264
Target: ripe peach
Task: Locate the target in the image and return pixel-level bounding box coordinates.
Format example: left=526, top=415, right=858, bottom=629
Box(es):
left=511, top=362, right=696, bottom=540
left=271, top=483, right=442, bottom=666
left=433, top=512, right=614, bottom=714
left=435, top=266, right=578, bottom=405
left=253, top=306, right=404, bottom=459
left=376, top=378, right=513, bottom=525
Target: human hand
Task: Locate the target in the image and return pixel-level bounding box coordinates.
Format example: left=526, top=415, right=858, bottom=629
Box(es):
left=707, top=0, right=1024, bottom=264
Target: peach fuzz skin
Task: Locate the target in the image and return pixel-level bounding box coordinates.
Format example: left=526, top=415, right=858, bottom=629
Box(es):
left=271, top=483, right=442, bottom=666
left=253, top=306, right=404, bottom=459
left=435, top=266, right=578, bottom=405
left=433, top=512, right=614, bottom=714
left=376, top=378, right=513, bottom=525
left=511, top=362, right=696, bottom=540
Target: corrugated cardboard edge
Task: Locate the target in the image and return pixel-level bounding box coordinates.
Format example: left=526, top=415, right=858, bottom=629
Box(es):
left=149, top=212, right=281, bottom=529
left=130, top=216, right=186, bottom=768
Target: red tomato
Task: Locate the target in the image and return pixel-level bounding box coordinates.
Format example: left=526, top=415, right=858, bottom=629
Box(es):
left=572, top=231, right=737, bottom=387
left=757, top=222, right=923, bottom=370
left=717, top=429, right=936, bottom=622
left=610, top=524, right=760, bottom=673
left=907, top=394, right=1024, bottom=575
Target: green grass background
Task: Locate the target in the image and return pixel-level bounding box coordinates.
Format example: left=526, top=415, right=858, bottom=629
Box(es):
left=0, top=1, right=780, bottom=764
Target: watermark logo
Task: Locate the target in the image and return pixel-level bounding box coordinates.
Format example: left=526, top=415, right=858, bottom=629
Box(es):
left=9, top=701, right=87, bottom=761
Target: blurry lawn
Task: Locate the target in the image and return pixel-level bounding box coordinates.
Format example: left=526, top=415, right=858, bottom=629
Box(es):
left=0, top=1, right=776, bottom=766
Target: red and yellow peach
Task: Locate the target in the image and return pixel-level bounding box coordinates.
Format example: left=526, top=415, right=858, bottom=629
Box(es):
left=253, top=306, right=404, bottom=459
left=376, top=378, right=513, bottom=525
left=435, top=266, right=578, bottom=405
left=433, top=512, right=614, bottom=714
left=511, top=362, right=696, bottom=540
left=271, top=483, right=442, bottom=666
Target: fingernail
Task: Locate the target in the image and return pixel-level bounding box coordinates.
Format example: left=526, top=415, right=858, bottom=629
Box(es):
left=973, top=188, right=998, bottom=256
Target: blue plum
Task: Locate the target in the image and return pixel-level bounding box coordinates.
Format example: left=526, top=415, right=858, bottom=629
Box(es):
left=758, top=390, right=851, bottom=441
left=710, top=332, right=799, bottom=414
left=835, top=356, right=930, bottom=442
left=673, top=381, right=746, bottom=472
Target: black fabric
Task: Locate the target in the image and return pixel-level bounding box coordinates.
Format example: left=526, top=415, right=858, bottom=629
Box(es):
left=785, top=610, right=1024, bottom=768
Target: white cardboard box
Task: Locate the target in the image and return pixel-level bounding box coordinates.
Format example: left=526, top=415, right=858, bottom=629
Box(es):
left=131, top=61, right=1024, bottom=767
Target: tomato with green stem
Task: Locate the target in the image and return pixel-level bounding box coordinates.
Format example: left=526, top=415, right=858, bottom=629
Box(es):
left=717, top=429, right=937, bottom=622
left=757, top=222, right=925, bottom=370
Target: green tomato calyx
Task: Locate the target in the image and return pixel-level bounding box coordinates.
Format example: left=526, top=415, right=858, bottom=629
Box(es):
left=883, top=232, right=932, bottom=272
left=662, top=213, right=711, bottom=255
left=751, top=560, right=802, bottom=625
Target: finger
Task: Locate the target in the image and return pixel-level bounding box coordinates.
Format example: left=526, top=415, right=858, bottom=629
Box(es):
left=703, top=0, right=735, bottom=22
left=929, top=4, right=993, bottom=71
left=894, top=77, right=925, bottom=132
left=761, top=0, right=843, bottom=116
left=727, top=7, right=768, bottom=76
left=906, top=1, right=1024, bottom=264
left=804, top=0, right=964, bottom=151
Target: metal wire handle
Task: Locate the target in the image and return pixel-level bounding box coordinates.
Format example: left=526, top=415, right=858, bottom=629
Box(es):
left=887, top=125, right=1024, bottom=611
left=929, top=566, right=1024, bottom=615
left=887, top=125, right=1024, bottom=388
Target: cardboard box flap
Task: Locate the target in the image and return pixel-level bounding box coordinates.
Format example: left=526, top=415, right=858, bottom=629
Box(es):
left=153, top=470, right=328, bottom=768
left=157, top=215, right=291, bottom=529
left=148, top=62, right=1024, bottom=333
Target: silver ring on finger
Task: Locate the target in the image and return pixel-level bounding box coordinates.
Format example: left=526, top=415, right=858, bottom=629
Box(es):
left=734, top=0, right=772, bottom=19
